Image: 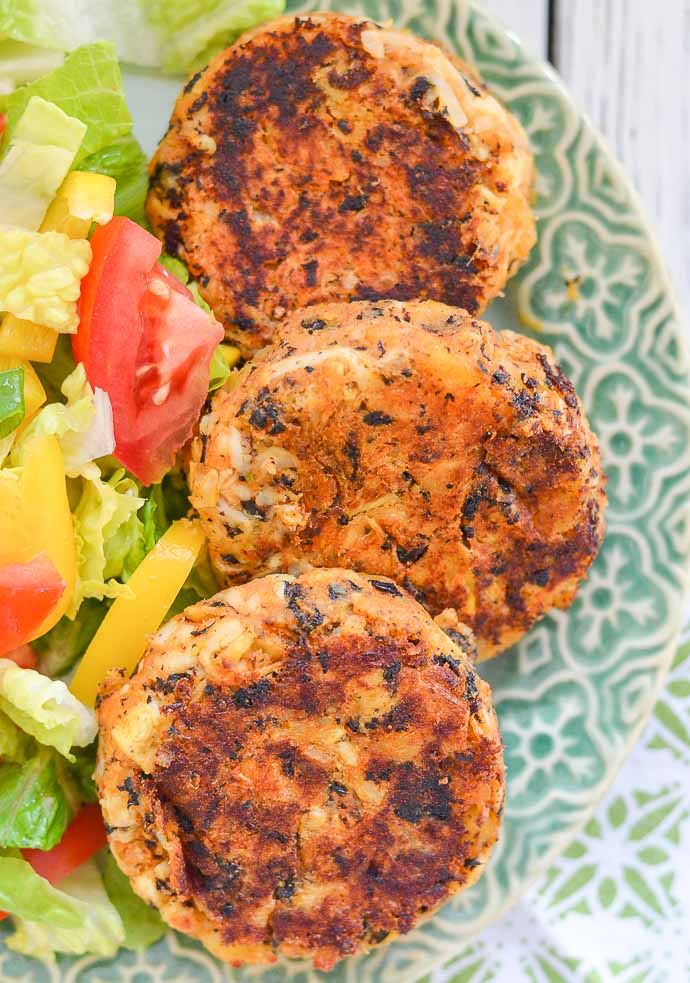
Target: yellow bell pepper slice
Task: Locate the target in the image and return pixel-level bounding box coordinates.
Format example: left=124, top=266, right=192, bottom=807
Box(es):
left=22, top=434, right=77, bottom=636
left=41, top=171, right=116, bottom=240
left=70, top=520, right=205, bottom=708
left=219, top=343, right=242, bottom=371
left=0, top=470, right=30, bottom=568
left=0, top=316, right=58, bottom=364
left=0, top=172, right=115, bottom=363
left=0, top=435, right=76, bottom=629
left=0, top=355, right=46, bottom=425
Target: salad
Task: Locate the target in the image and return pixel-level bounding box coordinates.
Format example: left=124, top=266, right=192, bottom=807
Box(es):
left=0, top=2, right=281, bottom=959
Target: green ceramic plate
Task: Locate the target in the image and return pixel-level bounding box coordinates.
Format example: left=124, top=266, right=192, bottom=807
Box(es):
left=3, top=1, right=689, bottom=980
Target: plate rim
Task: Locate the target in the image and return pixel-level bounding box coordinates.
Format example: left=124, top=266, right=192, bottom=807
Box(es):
left=3, top=2, right=690, bottom=980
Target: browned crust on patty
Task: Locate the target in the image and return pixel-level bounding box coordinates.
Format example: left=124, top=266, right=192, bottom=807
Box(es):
left=187, top=300, right=607, bottom=659
left=146, top=13, right=535, bottom=355
left=96, top=568, right=504, bottom=970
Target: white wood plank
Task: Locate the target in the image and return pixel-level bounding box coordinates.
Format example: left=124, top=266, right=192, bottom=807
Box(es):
left=554, top=0, right=690, bottom=315
left=481, top=0, right=550, bottom=58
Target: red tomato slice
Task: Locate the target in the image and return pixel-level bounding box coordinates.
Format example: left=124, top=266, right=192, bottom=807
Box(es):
left=4, top=644, right=38, bottom=670
left=74, top=218, right=223, bottom=485
left=154, top=261, right=193, bottom=298
left=73, top=216, right=160, bottom=370
left=22, top=805, right=107, bottom=885
left=0, top=554, right=65, bottom=657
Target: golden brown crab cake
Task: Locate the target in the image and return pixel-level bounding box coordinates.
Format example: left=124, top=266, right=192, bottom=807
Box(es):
left=146, top=12, right=535, bottom=356
left=187, top=300, right=606, bottom=660
left=95, top=568, right=504, bottom=971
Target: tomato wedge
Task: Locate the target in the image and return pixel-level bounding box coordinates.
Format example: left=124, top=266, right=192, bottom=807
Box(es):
left=22, top=805, right=107, bottom=885
left=74, top=217, right=223, bottom=485
left=72, top=215, right=160, bottom=369
left=0, top=554, right=65, bottom=657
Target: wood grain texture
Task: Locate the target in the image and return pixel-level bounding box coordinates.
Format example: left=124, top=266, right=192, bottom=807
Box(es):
left=552, top=0, right=690, bottom=314
left=482, top=0, right=549, bottom=56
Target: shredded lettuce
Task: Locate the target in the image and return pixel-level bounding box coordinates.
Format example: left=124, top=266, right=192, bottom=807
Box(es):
left=0, top=0, right=285, bottom=75
left=74, top=470, right=146, bottom=606
left=0, top=660, right=96, bottom=760
left=100, top=850, right=166, bottom=950
left=0, top=39, right=63, bottom=89
left=0, top=747, right=72, bottom=849
left=12, top=364, right=150, bottom=616
left=1, top=854, right=125, bottom=960
left=12, top=362, right=115, bottom=477
left=0, top=96, right=85, bottom=229
left=0, top=226, right=91, bottom=333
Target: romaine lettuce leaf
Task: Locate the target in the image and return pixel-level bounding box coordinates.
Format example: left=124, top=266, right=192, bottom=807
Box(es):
left=142, top=0, right=285, bottom=72
left=12, top=362, right=115, bottom=477
left=0, top=659, right=96, bottom=759
left=100, top=850, right=166, bottom=950
left=81, top=135, right=149, bottom=226
left=31, top=333, right=74, bottom=401
left=0, top=365, right=25, bottom=438
left=0, top=96, right=85, bottom=229
left=0, top=39, right=63, bottom=88
left=74, top=469, right=146, bottom=605
left=33, top=598, right=107, bottom=679
left=1, top=854, right=125, bottom=960
left=0, top=0, right=285, bottom=75
left=0, top=1, right=68, bottom=50
left=69, top=741, right=98, bottom=804
left=209, top=345, right=232, bottom=391
left=0, top=746, right=72, bottom=849
left=0, top=711, right=30, bottom=763
left=147, top=467, right=192, bottom=536
left=1, top=42, right=132, bottom=163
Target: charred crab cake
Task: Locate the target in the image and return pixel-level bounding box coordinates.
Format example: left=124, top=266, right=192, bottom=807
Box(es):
left=187, top=300, right=606, bottom=660
left=147, top=12, right=535, bottom=355
left=96, top=568, right=504, bottom=970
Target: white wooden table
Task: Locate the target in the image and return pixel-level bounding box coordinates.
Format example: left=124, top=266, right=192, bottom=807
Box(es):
left=484, top=0, right=690, bottom=318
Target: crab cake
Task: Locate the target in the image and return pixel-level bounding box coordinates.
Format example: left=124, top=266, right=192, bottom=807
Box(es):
left=96, top=568, right=504, bottom=970
left=187, top=300, right=606, bottom=660
left=146, top=13, right=535, bottom=356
